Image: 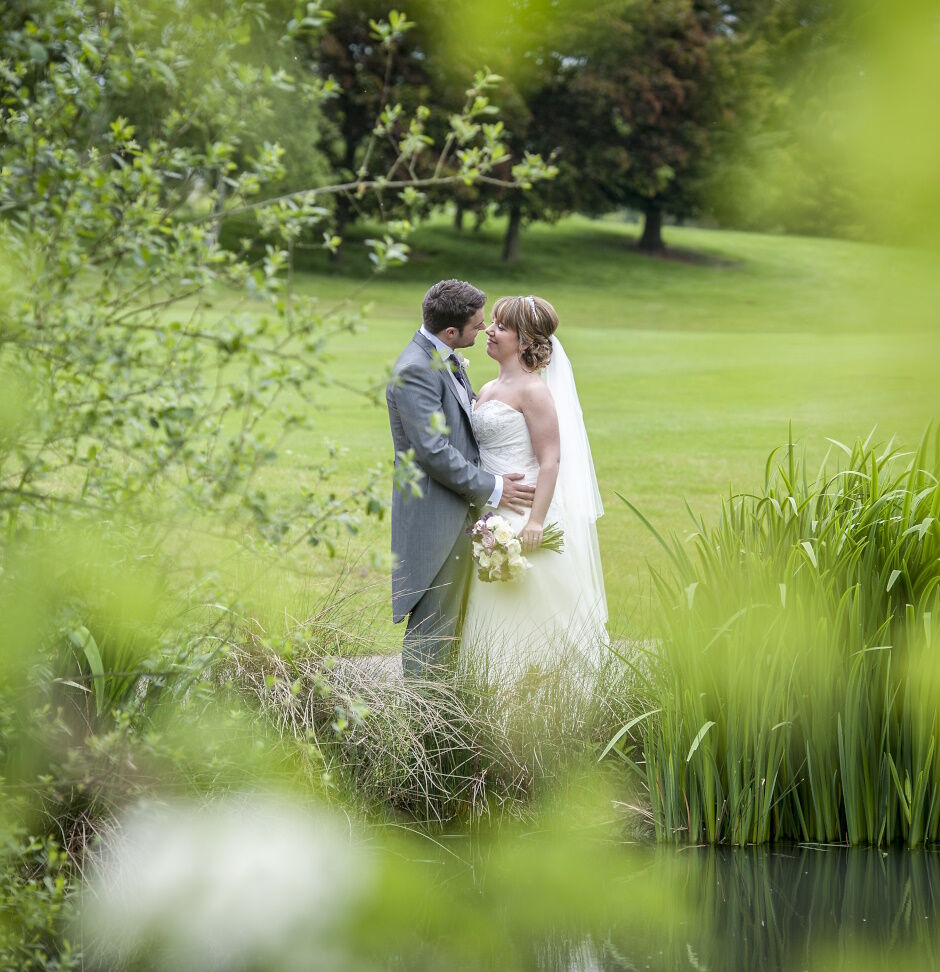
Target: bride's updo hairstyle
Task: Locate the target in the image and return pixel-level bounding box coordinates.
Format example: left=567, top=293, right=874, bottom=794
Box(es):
left=492, top=294, right=558, bottom=371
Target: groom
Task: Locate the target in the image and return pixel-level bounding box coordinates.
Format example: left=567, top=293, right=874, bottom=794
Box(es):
left=386, top=279, right=535, bottom=676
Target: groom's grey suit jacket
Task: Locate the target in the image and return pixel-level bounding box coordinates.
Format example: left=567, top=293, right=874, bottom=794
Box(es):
left=387, top=331, right=496, bottom=623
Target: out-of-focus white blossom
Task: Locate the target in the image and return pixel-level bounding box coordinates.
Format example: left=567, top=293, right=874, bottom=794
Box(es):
left=84, top=794, right=371, bottom=970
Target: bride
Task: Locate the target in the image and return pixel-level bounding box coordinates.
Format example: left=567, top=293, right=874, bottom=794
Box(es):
left=461, top=294, right=608, bottom=678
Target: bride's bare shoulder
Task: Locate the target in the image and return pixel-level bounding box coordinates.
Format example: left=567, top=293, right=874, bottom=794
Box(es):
left=519, top=375, right=556, bottom=414
left=475, top=379, right=496, bottom=401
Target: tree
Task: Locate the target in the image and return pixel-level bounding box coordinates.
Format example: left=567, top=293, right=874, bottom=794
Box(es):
left=491, top=61, right=635, bottom=261
left=703, top=0, right=866, bottom=239
left=421, top=0, right=743, bottom=258
left=568, top=0, right=740, bottom=251
left=0, top=0, right=553, bottom=549
left=307, top=1, right=434, bottom=259
left=407, top=0, right=619, bottom=261
left=93, top=1, right=339, bottom=245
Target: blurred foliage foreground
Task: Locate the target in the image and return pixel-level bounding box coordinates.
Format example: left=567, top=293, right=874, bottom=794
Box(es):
left=2, top=1, right=940, bottom=970
left=4, top=420, right=939, bottom=967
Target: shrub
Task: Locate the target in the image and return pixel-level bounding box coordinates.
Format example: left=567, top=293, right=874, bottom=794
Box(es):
left=0, top=828, right=81, bottom=971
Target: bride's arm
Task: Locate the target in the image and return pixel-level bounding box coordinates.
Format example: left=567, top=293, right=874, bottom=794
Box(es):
left=519, top=382, right=560, bottom=552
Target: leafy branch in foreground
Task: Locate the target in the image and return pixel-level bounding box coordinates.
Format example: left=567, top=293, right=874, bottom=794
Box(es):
left=0, top=0, right=555, bottom=555
left=0, top=8, right=554, bottom=959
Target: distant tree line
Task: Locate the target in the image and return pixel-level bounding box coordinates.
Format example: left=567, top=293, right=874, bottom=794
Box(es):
left=0, top=0, right=876, bottom=265
left=301, top=0, right=869, bottom=259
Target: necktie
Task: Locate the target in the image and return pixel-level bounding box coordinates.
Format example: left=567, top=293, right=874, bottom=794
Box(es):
left=448, top=354, right=473, bottom=402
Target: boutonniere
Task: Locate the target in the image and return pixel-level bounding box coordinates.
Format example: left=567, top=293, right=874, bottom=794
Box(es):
left=456, top=354, right=470, bottom=369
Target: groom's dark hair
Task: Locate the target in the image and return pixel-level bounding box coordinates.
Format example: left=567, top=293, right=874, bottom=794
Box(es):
left=422, top=279, right=486, bottom=334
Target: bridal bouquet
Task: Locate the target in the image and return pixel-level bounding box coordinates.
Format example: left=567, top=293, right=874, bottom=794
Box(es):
left=467, top=512, right=564, bottom=583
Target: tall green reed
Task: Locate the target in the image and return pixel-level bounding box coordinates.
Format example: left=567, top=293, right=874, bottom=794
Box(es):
left=616, top=428, right=940, bottom=845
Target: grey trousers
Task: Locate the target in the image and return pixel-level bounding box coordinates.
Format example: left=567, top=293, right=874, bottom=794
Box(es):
left=402, top=527, right=473, bottom=677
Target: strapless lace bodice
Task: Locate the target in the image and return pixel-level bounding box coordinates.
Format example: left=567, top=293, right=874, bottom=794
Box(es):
left=471, top=400, right=539, bottom=484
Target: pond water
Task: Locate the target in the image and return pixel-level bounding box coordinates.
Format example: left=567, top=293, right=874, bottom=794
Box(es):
left=82, top=796, right=940, bottom=970
left=557, top=844, right=940, bottom=971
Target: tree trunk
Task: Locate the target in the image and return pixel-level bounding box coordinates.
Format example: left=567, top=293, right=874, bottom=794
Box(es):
left=454, top=202, right=466, bottom=232
left=207, top=167, right=228, bottom=249
left=638, top=205, right=664, bottom=252
left=330, top=195, right=350, bottom=264
left=331, top=128, right=359, bottom=264
left=502, top=202, right=522, bottom=262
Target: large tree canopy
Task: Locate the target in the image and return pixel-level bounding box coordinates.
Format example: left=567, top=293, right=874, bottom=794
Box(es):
left=553, top=0, right=740, bottom=251
left=420, top=0, right=745, bottom=258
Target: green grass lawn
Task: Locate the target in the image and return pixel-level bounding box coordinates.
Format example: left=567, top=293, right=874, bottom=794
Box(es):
left=217, top=213, right=940, bottom=649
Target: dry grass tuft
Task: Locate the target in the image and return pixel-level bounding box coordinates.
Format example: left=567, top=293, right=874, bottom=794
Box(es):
left=228, top=624, right=643, bottom=826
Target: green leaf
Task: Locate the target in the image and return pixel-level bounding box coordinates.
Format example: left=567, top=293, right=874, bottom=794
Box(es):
left=598, top=709, right=661, bottom=763
left=27, top=41, right=48, bottom=64
left=825, top=436, right=852, bottom=457
left=687, top=721, right=716, bottom=763
left=68, top=626, right=105, bottom=717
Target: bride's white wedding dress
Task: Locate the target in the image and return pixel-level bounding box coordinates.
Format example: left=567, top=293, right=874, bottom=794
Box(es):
left=461, top=338, right=608, bottom=679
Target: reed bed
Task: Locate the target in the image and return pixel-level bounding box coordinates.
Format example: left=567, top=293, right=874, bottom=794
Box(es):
left=619, top=428, right=940, bottom=845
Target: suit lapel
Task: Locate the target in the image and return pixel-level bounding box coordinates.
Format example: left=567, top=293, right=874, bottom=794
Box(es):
left=411, top=331, right=474, bottom=424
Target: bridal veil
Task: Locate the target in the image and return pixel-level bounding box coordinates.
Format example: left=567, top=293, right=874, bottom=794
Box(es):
left=542, top=336, right=608, bottom=630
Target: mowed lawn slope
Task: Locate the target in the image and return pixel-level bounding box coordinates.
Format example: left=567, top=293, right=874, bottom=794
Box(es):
left=221, top=215, right=940, bottom=646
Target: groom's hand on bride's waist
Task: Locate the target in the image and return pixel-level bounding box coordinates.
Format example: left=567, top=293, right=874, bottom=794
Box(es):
left=498, top=473, right=535, bottom=514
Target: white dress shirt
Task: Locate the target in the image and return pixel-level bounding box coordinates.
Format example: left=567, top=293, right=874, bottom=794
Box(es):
left=419, top=325, right=503, bottom=508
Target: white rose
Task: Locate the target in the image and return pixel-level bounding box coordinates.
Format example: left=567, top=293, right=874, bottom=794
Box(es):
left=490, top=549, right=506, bottom=567
left=508, top=554, right=529, bottom=573
left=488, top=515, right=509, bottom=532
left=493, top=524, right=514, bottom=546
left=478, top=552, right=491, bottom=569
left=507, top=538, right=522, bottom=556
left=472, top=541, right=483, bottom=557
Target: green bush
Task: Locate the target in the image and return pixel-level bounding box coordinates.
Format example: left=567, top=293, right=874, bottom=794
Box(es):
left=0, top=828, right=81, bottom=971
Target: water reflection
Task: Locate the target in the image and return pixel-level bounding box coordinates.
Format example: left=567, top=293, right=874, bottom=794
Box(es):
left=580, top=845, right=940, bottom=971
